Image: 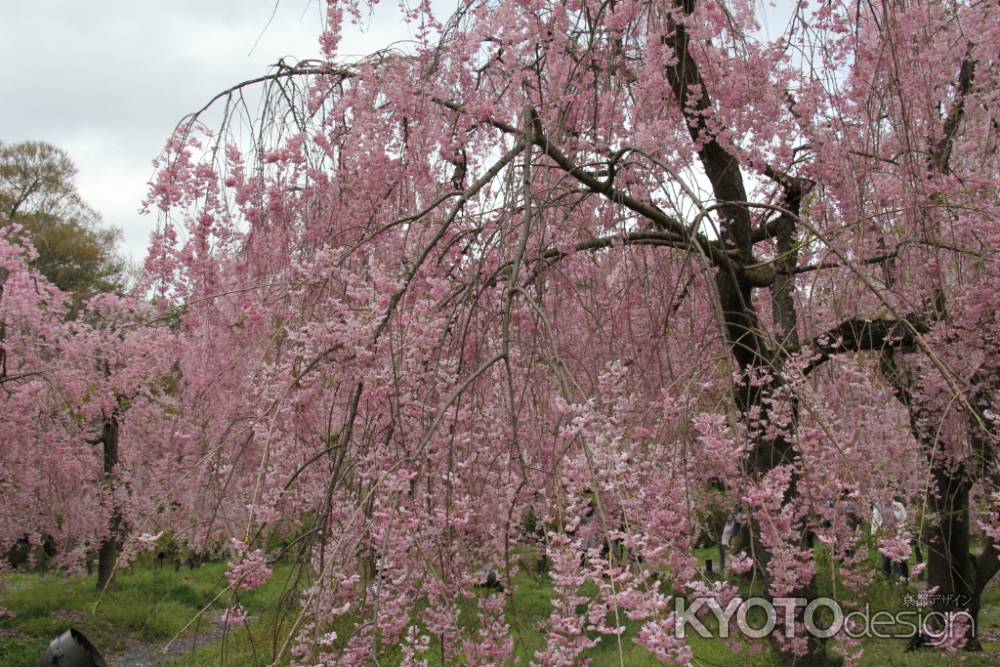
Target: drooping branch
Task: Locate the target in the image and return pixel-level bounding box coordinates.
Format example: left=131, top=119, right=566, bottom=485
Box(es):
left=373, top=139, right=526, bottom=341
left=176, top=60, right=356, bottom=134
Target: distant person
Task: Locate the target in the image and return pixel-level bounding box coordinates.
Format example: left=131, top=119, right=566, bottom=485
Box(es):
left=871, top=496, right=909, bottom=580
left=840, top=490, right=863, bottom=532
left=721, top=516, right=743, bottom=550
left=833, top=489, right=863, bottom=559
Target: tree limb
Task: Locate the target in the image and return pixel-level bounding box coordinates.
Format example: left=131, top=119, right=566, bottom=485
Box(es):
left=798, top=315, right=930, bottom=375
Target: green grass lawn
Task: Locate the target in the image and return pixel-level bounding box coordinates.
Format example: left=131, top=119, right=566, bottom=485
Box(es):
left=3, top=551, right=998, bottom=666
left=165, top=558, right=1000, bottom=667
left=0, top=560, right=291, bottom=667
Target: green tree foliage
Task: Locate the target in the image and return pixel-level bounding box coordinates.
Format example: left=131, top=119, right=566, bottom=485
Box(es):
left=0, top=140, right=125, bottom=303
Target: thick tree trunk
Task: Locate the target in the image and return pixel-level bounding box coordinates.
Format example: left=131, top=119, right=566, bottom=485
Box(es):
left=716, top=270, right=831, bottom=666
left=881, top=355, right=998, bottom=650
left=96, top=413, right=121, bottom=590
left=920, top=465, right=999, bottom=650
left=921, top=467, right=982, bottom=649
left=96, top=515, right=121, bottom=591
left=910, top=53, right=994, bottom=651
left=658, top=6, right=826, bottom=658
left=654, top=1, right=831, bottom=659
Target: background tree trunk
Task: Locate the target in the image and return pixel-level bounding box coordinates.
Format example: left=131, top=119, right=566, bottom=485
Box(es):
left=96, top=412, right=120, bottom=590
left=881, top=356, right=998, bottom=650
left=923, top=469, right=980, bottom=648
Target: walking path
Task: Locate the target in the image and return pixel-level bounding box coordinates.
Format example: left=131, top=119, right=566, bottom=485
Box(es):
left=110, top=623, right=229, bottom=666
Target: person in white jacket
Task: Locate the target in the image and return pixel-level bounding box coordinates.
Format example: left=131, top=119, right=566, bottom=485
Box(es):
left=871, top=497, right=909, bottom=579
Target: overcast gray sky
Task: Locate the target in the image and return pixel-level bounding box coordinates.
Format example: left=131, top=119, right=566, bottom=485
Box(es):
left=3, top=2, right=796, bottom=263
left=0, top=1, right=418, bottom=261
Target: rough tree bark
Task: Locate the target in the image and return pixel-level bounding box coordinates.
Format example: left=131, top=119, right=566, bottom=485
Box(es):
left=882, top=352, right=999, bottom=649
left=96, top=409, right=121, bottom=591
left=878, top=51, right=998, bottom=650
left=661, top=2, right=827, bottom=663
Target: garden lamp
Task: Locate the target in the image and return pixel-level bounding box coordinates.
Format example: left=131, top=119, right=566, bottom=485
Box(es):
left=38, top=628, right=108, bottom=667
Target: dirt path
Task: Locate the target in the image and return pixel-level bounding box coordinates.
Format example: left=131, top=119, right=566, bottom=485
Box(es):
left=109, top=623, right=230, bottom=666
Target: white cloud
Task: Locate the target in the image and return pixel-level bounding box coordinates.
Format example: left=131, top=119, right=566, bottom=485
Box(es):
left=1, top=0, right=431, bottom=260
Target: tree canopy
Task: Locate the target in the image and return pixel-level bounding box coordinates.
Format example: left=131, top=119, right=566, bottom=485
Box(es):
left=1, top=0, right=998, bottom=665
left=0, top=141, right=125, bottom=303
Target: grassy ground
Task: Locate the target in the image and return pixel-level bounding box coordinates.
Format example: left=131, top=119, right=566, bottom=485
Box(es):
left=3, top=552, right=998, bottom=666
left=0, top=560, right=290, bottom=667
left=156, top=556, right=1000, bottom=666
